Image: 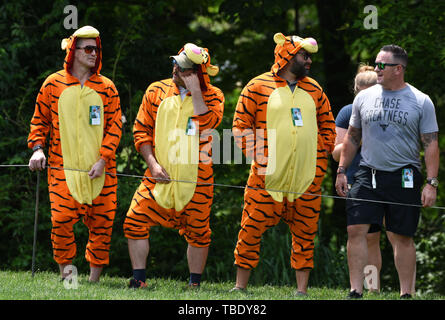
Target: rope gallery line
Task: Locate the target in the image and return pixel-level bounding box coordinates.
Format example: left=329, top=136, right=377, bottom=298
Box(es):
left=1, top=163, right=444, bottom=210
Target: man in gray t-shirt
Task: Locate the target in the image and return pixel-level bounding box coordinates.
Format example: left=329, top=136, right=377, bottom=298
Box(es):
left=350, top=83, right=438, bottom=171
left=335, top=45, right=439, bottom=299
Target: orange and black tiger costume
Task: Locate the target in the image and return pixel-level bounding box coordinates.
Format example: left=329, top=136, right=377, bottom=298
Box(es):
left=27, top=26, right=122, bottom=268
left=232, top=33, right=336, bottom=271
left=123, top=44, right=224, bottom=248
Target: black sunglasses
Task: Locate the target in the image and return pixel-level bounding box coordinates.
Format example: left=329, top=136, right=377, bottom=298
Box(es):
left=297, top=51, right=312, bottom=61
left=172, top=59, right=198, bottom=73
left=76, top=46, right=100, bottom=54
left=375, top=62, right=402, bottom=70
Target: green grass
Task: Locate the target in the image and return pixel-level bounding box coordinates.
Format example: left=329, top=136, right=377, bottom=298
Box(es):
left=0, top=270, right=444, bottom=300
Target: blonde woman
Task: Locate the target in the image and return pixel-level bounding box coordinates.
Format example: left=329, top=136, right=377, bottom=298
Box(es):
left=332, top=64, right=380, bottom=293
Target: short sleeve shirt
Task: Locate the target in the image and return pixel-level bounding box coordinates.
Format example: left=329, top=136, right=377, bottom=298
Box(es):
left=350, top=84, right=438, bottom=171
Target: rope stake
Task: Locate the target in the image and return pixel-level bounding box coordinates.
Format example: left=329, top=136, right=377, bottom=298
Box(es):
left=32, top=170, right=40, bottom=277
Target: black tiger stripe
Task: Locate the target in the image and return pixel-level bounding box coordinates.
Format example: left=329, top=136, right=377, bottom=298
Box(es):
left=55, top=79, right=79, bottom=86
left=147, top=206, right=167, bottom=221
left=153, top=85, right=166, bottom=94
left=49, top=191, right=71, bottom=201
left=127, top=211, right=151, bottom=224
left=86, top=248, right=106, bottom=261
left=240, top=94, right=258, bottom=106
left=292, top=241, right=314, bottom=252
left=51, top=231, right=72, bottom=239
left=247, top=88, right=271, bottom=98
left=241, top=238, right=261, bottom=246
left=254, top=208, right=274, bottom=219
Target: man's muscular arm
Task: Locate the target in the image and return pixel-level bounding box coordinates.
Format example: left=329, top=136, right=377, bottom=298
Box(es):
left=421, top=131, right=439, bottom=207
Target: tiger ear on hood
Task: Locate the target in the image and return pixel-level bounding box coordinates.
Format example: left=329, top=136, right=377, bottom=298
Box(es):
left=273, top=33, right=287, bottom=46
left=61, top=37, right=70, bottom=50
left=207, top=65, right=219, bottom=77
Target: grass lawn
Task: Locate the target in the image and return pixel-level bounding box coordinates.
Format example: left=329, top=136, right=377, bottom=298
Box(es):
left=0, top=270, right=444, bottom=301
left=1, top=270, right=444, bottom=318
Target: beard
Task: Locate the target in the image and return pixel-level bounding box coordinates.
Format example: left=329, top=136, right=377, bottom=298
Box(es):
left=289, top=59, right=308, bottom=79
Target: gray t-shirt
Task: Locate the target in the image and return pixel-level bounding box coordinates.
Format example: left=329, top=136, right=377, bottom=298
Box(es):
left=350, top=83, right=438, bottom=171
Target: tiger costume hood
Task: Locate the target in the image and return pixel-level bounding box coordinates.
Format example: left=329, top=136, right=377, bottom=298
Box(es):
left=61, top=25, right=102, bottom=75
left=271, top=32, right=318, bottom=76
left=172, top=43, right=219, bottom=92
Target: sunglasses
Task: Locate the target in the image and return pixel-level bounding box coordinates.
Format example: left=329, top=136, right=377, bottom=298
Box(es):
left=76, top=46, right=100, bottom=54
left=172, top=59, right=197, bottom=73
left=297, top=51, right=312, bottom=61
left=374, top=62, right=402, bottom=70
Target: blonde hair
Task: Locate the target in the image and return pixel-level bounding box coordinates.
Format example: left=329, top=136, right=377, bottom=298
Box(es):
left=354, top=63, right=377, bottom=94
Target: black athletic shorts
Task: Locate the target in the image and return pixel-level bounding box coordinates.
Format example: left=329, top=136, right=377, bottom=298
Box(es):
left=346, top=165, right=422, bottom=237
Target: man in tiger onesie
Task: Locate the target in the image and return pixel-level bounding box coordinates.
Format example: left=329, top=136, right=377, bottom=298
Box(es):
left=231, top=33, right=336, bottom=294
left=123, top=43, right=224, bottom=288
left=28, top=26, right=122, bottom=282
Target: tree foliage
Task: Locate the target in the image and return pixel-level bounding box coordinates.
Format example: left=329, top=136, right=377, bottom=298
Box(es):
left=0, top=0, right=444, bottom=293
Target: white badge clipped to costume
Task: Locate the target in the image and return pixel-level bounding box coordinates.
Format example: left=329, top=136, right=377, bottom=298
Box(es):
left=291, top=107, right=303, bottom=126
left=402, top=168, right=414, bottom=188
left=186, top=117, right=197, bottom=136
left=89, top=105, right=101, bottom=125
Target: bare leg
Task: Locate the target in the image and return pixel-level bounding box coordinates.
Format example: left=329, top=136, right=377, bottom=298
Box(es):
left=234, top=267, right=251, bottom=289
left=347, top=224, right=370, bottom=293
left=89, top=266, right=102, bottom=282
left=187, top=244, right=209, bottom=274
left=296, top=269, right=311, bottom=294
left=366, top=231, right=381, bottom=292
left=59, top=263, right=71, bottom=279
left=386, top=231, right=416, bottom=295
left=128, top=238, right=149, bottom=270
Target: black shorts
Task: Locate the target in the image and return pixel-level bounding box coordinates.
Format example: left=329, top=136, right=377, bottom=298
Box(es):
left=346, top=165, right=422, bottom=237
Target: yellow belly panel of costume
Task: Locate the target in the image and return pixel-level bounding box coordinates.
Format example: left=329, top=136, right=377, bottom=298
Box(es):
left=58, top=85, right=105, bottom=204
left=153, top=95, right=199, bottom=211
left=265, top=86, right=317, bottom=202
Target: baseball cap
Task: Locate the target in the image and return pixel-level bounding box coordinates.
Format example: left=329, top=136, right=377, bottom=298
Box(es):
left=171, top=51, right=195, bottom=69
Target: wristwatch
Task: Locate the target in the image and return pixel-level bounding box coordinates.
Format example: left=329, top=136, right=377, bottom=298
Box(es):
left=427, top=177, right=439, bottom=188
left=337, top=166, right=346, bottom=175
left=32, top=145, right=43, bottom=152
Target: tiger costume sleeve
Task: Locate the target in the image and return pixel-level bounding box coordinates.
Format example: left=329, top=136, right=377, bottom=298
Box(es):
left=315, top=85, right=336, bottom=154
left=191, top=88, right=224, bottom=131
left=232, top=81, right=258, bottom=159
left=133, top=84, right=157, bottom=153
left=100, top=81, right=122, bottom=162
left=27, top=76, right=55, bottom=149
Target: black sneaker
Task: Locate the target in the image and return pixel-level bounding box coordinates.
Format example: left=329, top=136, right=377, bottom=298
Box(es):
left=400, top=293, right=412, bottom=299
left=347, top=290, right=363, bottom=299
left=128, top=278, right=147, bottom=289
